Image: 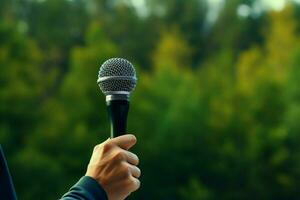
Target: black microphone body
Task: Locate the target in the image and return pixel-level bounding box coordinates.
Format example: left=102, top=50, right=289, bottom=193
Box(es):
left=97, top=58, right=137, bottom=138
left=107, top=100, right=129, bottom=138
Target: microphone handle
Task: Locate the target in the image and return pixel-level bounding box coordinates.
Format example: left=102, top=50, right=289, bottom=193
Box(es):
left=107, top=100, right=129, bottom=138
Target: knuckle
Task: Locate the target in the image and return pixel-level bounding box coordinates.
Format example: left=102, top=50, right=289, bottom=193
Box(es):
left=114, top=151, right=125, bottom=161
left=121, top=163, right=130, bottom=175
left=126, top=177, right=140, bottom=192
left=123, top=171, right=131, bottom=179
left=103, top=142, right=112, bottom=152
left=126, top=177, right=135, bottom=188
left=93, top=144, right=100, bottom=151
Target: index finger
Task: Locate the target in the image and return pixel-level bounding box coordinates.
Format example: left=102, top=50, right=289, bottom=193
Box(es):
left=109, top=134, right=137, bottom=150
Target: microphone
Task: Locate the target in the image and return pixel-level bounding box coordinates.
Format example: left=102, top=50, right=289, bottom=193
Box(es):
left=97, top=58, right=137, bottom=138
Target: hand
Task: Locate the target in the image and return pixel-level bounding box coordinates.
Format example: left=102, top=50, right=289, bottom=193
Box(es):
left=85, top=134, right=141, bottom=200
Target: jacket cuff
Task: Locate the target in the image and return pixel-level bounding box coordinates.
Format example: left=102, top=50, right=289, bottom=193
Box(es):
left=75, top=176, right=108, bottom=200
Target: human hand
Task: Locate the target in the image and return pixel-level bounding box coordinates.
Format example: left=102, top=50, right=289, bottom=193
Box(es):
left=85, top=134, right=140, bottom=200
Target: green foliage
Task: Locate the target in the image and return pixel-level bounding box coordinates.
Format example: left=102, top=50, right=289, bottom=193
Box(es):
left=0, top=21, right=44, bottom=151
left=180, top=178, right=214, bottom=200
left=1, top=1, right=300, bottom=200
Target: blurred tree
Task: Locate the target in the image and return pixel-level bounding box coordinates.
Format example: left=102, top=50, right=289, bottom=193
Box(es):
left=145, top=0, right=207, bottom=66
left=0, top=21, right=58, bottom=199
left=207, top=0, right=264, bottom=61
left=19, top=0, right=90, bottom=97
left=0, top=0, right=14, bottom=21
left=98, top=0, right=160, bottom=69
left=180, top=178, right=214, bottom=200
left=282, top=48, right=300, bottom=198
left=0, top=22, right=44, bottom=152
left=234, top=6, right=300, bottom=199
left=153, top=27, right=193, bottom=69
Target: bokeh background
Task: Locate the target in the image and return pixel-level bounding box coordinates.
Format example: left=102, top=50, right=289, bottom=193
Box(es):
left=1, top=0, right=300, bottom=199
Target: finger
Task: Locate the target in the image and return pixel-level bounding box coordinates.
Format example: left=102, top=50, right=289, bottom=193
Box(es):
left=130, top=177, right=140, bottom=192
left=129, top=164, right=141, bottom=178
left=125, top=151, right=139, bottom=165
left=109, top=134, right=137, bottom=150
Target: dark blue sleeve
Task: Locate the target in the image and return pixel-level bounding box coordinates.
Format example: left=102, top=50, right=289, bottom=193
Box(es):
left=0, top=145, right=18, bottom=200
left=60, top=176, right=108, bottom=200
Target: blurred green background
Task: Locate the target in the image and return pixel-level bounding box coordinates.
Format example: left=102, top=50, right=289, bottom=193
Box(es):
left=1, top=0, right=300, bottom=199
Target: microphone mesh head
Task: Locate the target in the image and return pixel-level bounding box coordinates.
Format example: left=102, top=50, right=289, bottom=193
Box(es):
left=97, top=58, right=137, bottom=95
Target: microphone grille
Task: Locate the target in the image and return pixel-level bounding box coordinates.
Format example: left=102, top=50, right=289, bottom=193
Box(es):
left=99, top=58, right=136, bottom=77
left=97, top=58, right=137, bottom=95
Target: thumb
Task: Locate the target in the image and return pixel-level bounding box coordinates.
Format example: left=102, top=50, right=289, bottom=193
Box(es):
left=109, top=134, right=137, bottom=150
